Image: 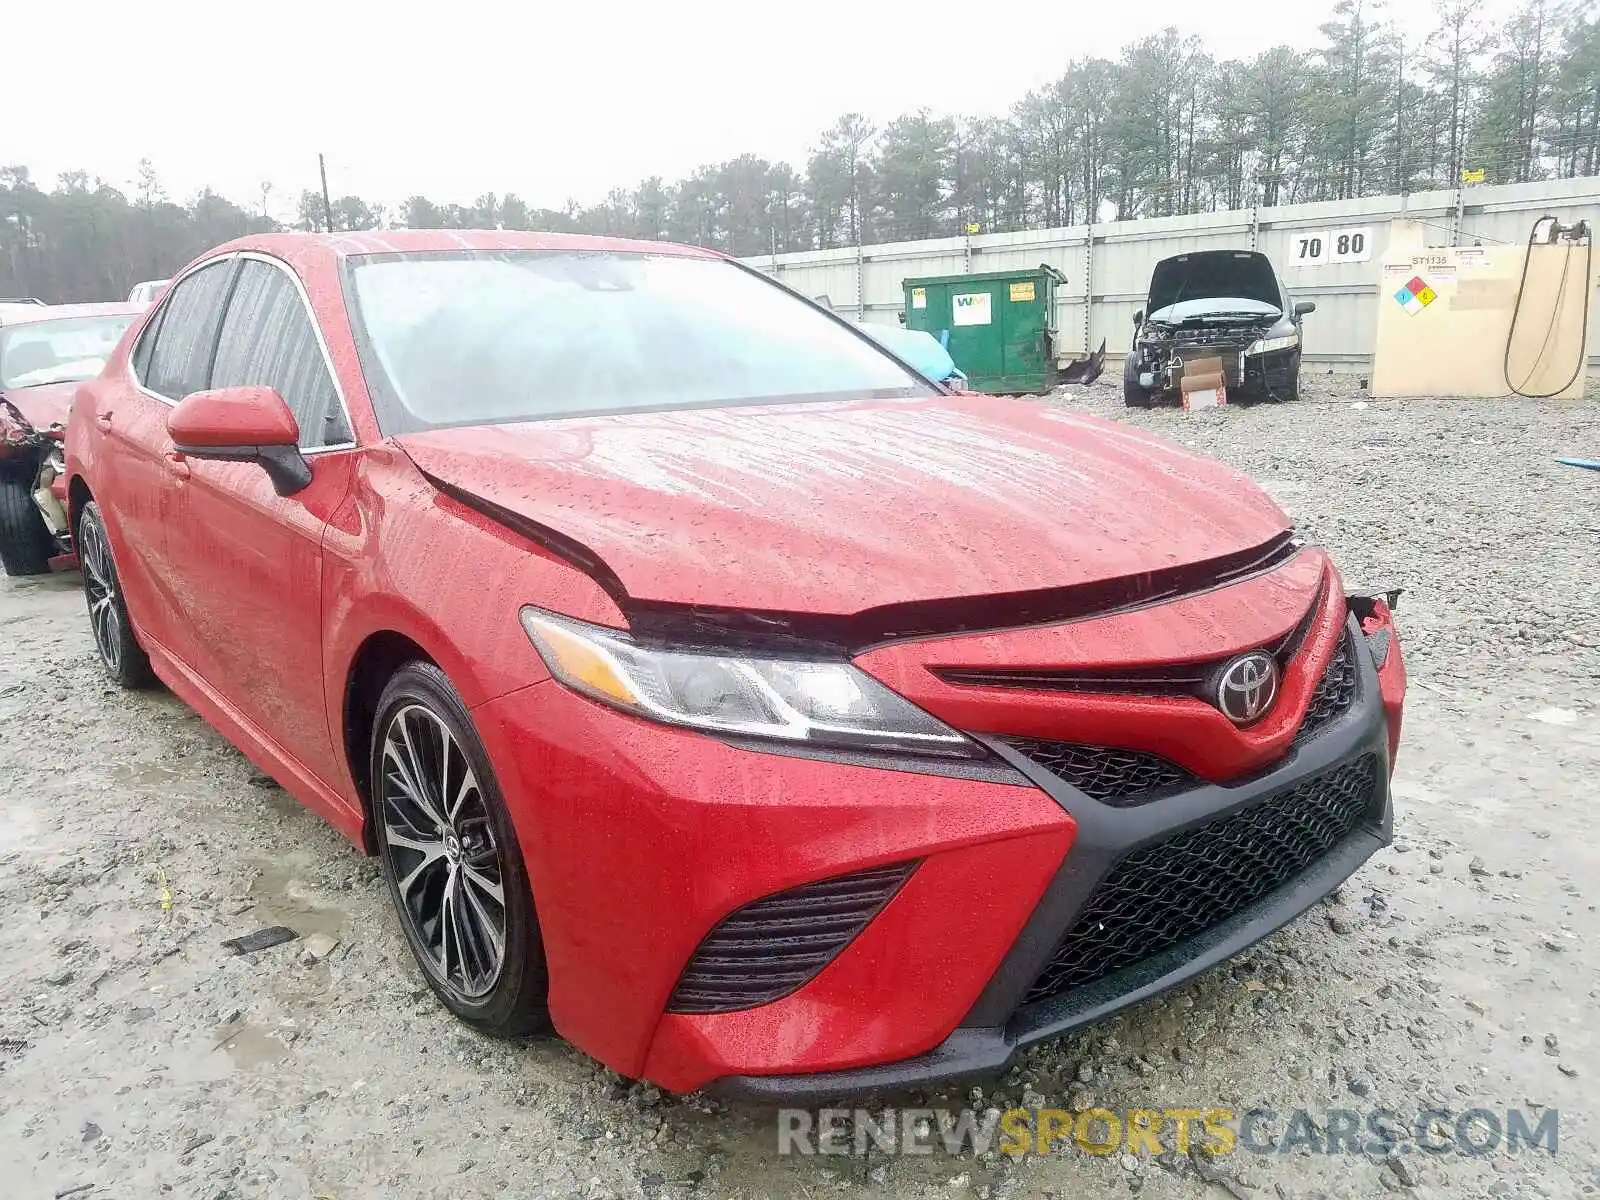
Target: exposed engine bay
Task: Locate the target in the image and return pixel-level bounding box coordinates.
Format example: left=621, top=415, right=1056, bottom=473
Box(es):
left=1124, top=250, right=1313, bottom=406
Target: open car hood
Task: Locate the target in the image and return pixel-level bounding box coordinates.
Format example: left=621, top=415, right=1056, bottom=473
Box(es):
left=1147, top=250, right=1282, bottom=318
left=396, top=395, right=1293, bottom=632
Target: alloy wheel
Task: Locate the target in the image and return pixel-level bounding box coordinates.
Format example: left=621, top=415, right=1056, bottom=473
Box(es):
left=379, top=703, right=508, bottom=1000
left=79, top=511, right=122, bottom=676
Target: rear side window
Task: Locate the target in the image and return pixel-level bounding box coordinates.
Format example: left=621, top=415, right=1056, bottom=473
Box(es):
left=211, top=259, right=351, bottom=448
left=142, top=261, right=235, bottom=400
left=131, top=304, right=165, bottom=380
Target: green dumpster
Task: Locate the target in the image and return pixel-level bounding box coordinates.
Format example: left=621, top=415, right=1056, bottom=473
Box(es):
left=901, top=266, right=1065, bottom=394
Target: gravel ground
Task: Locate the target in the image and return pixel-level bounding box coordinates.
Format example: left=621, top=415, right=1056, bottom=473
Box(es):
left=1, top=375, right=1596, bottom=1200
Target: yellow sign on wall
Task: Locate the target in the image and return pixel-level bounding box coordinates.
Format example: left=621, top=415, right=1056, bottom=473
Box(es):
left=1009, top=281, right=1036, bottom=303
left=1461, top=168, right=1486, bottom=184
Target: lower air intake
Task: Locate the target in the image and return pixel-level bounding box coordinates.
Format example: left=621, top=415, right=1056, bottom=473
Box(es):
left=666, top=861, right=918, bottom=1014
left=1023, top=755, right=1381, bottom=1005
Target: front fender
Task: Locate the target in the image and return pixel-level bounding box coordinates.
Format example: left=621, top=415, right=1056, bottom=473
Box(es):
left=319, top=444, right=629, bottom=798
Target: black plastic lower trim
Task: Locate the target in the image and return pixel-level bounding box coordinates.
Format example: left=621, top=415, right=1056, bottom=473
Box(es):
left=710, top=822, right=1380, bottom=1104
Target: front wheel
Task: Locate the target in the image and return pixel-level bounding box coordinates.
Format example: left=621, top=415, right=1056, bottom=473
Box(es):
left=1122, top=356, right=1156, bottom=408
left=0, top=477, right=52, bottom=576
left=77, top=500, right=153, bottom=687
left=371, top=661, right=550, bottom=1038
left=1123, top=381, right=1155, bottom=408
left=1263, top=352, right=1301, bottom=402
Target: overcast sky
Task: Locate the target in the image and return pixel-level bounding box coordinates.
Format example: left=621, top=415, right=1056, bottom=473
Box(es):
left=12, top=0, right=1451, bottom=222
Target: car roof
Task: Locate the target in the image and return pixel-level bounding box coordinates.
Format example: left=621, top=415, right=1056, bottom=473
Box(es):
left=0, top=302, right=143, bottom=327
left=201, top=228, right=726, bottom=262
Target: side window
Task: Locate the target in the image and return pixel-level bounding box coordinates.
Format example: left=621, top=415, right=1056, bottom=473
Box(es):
left=130, top=304, right=165, bottom=381
left=211, top=260, right=352, bottom=449
left=143, top=260, right=235, bottom=400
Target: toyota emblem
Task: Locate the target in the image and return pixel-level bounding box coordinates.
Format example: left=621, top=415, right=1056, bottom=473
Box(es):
left=1215, top=652, right=1280, bottom=725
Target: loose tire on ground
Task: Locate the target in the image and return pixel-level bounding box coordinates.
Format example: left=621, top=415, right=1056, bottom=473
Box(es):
left=370, top=661, right=551, bottom=1038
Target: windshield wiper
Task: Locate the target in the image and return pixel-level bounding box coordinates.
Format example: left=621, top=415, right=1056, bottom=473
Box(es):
left=8, top=373, right=91, bottom=388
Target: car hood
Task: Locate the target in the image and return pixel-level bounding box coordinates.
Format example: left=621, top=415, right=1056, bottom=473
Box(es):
left=1147, top=250, right=1282, bottom=315
left=395, top=395, right=1292, bottom=618
left=3, top=381, right=76, bottom=430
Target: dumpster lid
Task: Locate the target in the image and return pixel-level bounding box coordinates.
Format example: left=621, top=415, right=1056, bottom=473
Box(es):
left=903, top=264, right=1066, bottom=288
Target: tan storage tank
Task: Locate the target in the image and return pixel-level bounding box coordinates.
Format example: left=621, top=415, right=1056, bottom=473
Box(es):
left=1370, top=219, right=1593, bottom=400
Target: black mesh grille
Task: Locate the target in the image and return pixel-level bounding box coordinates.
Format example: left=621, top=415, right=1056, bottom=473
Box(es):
left=1001, top=739, right=1194, bottom=806
left=1023, top=755, right=1381, bottom=1004
left=666, top=862, right=917, bottom=1014
left=1296, top=633, right=1359, bottom=743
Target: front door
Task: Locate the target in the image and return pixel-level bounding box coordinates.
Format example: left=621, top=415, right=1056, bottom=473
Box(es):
left=157, top=256, right=357, bottom=789
left=101, top=258, right=239, bottom=649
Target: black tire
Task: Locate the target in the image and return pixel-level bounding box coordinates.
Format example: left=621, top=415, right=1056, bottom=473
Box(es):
left=1122, top=356, right=1156, bottom=408
left=371, top=661, right=550, bottom=1038
left=0, top=477, right=52, bottom=577
left=1123, top=377, right=1156, bottom=408
left=77, top=500, right=154, bottom=688
left=1263, top=352, right=1301, bottom=403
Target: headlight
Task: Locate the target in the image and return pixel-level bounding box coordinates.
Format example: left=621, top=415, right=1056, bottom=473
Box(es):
left=1244, top=332, right=1300, bottom=356
left=520, top=607, right=982, bottom=759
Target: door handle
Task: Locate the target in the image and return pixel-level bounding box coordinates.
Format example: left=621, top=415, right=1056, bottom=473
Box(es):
left=95, top=411, right=113, bottom=430
left=165, top=450, right=189, bottom=480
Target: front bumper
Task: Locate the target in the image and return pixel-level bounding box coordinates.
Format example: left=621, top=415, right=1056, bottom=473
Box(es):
left=475, top=594, right=1402, bottom=1101
left=712, top=610, right=1401, bottom=1103
left=471, top=682, right=1076, bottom=1087
left=1137, top=340, right=1299, bottom=399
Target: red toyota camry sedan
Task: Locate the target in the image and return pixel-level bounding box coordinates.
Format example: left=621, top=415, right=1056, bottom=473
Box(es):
left=66, top=231, right=1405, bottom=1100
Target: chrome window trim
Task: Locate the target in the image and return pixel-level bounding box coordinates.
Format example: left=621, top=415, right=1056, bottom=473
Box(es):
left=129, top=251, right=234, bottom=406
left=128, top=249, right=359, bottom=456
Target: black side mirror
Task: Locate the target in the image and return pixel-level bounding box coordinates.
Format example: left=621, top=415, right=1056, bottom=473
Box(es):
left=1294, top=301, right=1316, bottom=317
left=1132, top=310, right=1144, bottom=325
left=167, top=386, right=313, bottom=497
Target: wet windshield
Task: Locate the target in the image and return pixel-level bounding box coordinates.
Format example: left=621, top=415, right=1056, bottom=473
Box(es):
left=344, top=250, right=933, bottom=434
left=0, top=315, right=136, bottom=389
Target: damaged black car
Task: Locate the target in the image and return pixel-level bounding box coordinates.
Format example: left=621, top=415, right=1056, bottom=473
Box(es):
left=1123, top=249, right=1314, bottom=406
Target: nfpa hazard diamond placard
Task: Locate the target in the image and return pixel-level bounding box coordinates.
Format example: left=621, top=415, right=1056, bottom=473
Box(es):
left=1393, top=275, right=1439, bottom=315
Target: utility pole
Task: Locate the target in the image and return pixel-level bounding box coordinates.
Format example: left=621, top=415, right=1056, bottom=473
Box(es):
left=1394, top=35, right=1408, bottom=196
left=318, top=154, right=334, bottom=234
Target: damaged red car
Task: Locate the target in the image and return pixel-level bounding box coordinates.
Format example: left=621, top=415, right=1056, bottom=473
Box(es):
left=0, top=302, right=141, bottom=574
left=66, top=231, right=1405, bottom=1100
